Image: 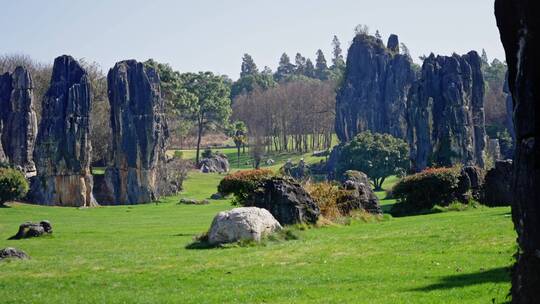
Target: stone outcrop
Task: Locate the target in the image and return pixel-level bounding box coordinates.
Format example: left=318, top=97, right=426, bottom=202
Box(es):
left=245, top=177, right=320, bottom=225
left=458, top=165, right=485, bottom=201
left=339, top=170, right=382, bottom=215
left=0, top=67, right=38, bottom=175
left=208, top=207, right=282, bottom=245
left=102, top=60, right=169, bottom=205
left=482, top=160, right=512, bottom=206
left=0, top=247, right=30, bottom=260
left=0, top=73, right=9, bottom=162
left=199, top=153, right=229, bottom=173
left=31, top=55, right=97, bottom=207
left=335, top=33, right=415, bottom=142
left=496, top=1, right=540, bottom=301
left=407, top=52, right=487, bottom=171
left=9, top=220, right=52, bottom=240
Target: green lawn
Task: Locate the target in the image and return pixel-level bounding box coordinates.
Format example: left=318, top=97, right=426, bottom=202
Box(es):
left=0, top=170, right=514, bottom=303
left=175, top=147, right=327, bottom=171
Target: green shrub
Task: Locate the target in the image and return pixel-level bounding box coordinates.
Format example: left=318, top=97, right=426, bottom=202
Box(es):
left=173, top=150, right=184, bottom=159
left=217, top=169, right=274, bottom=205
left=391, top=167, right=462, bottom=215
left=0, top=168, right=29, bottom=206
left=202, top=148, right=213, bottom=159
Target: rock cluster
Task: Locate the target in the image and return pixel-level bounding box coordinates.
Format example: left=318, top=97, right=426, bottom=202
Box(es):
left=9, top=220, right=52, bottom=240
left=339, top=170, right=382, bottom=215
left=407, top=52, right=487, bottom=171
left=199, top=153, right=230, bottom=173
left=0, top=247, right=29, bottom=260
left=335, top=34, right=415, bottom=142
left=31, top=55, right=97, bottom=207
left=496, top=1, right=540, bottom=299
left=101, top=60, right=169, bottom=205
left=0, top=67, right=38, bottom=174
left=482, top=160, right=513, bottom=206
left=245, top=177, right=320, bottom=225
left=208, top=207, right=282, bottom=245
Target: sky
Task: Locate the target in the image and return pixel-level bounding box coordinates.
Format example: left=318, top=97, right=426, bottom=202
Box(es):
left=1, top=0, right=504, bottom=79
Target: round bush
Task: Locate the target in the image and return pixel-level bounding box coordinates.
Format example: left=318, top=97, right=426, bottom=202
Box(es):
left=391, top=167, right=462, bottom=214
left=0, top=168, right=29, bottom=206
left=218, top=169, right=274, bottom=205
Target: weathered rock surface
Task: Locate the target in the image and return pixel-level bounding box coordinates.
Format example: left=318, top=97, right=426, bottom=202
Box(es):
left=0, top=73, right=11, bottom=162
left=9, top=220, right=52, bottom=240
left=103, top=60, right=169, bottom=205
left=0, top=247, right=29, bottom=260
left=496, top=2, right=540, bottom=300
left=199, top=153, right=229, bottom=173
left=31, top=55, right=97, bottom=207
left=0, top=67, right=38, bottom=175
left=481, top=160, right=513, bottom=207
left=208, top=207, right=282, bottom=245
left=339, top=170, right=382, bottom=215
left=335, top=33, right=415, bottom=142
left=458, top=165, right=485, bottom=201
left=407, top=52, right=487, bottom=171
left=245, top=177, right=320, bottom=225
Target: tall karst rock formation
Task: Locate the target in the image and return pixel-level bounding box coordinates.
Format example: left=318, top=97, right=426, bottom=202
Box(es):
left=335, top=34, right=415, bottom=142
left=100, top=60, right=169, bottom=205
left=496, top=1, right=540, bottom=302
left=407, top=52, right=487, bottom=171
left=31, top=55, right=97, bottom=207
left=0, top=67, right=38, bottom=174
left=0, top=72, right=11, bottom=162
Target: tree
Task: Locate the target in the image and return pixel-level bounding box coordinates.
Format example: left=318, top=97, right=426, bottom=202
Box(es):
left=179, top=72, right=232, bottom=165
left=0, top=168, right=29, bottom=206
left=337, top=131, right=409, bottom=190
left=240, top=54, right=259, bottom=78
left=481, top=49, right=489, bottom=67
left=400, top=43, right=411, bottom=59
left=315, top=49, right=329, bottom=80
left=274, top=53, right=295, bottom=82
left=375, top=30, right=382, bottom=40
left=294, top=53, right=306, bottom=76
left=331, top=36, right=345, bottom=69
left=304, top=59, right=315, bottom=78
left=230, top=120, right=248, bottom=167
left=354, top=24, right=370, bottom=36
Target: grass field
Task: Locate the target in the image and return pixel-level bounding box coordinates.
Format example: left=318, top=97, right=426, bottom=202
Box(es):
left=0, top=171, right=515, bottom=303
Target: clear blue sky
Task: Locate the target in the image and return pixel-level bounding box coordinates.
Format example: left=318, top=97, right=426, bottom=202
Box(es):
left=1, top=0, right=503, bottom=79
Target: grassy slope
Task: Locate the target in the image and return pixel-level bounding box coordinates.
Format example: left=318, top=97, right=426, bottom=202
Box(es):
left=0, top=172, right=514, bottom=303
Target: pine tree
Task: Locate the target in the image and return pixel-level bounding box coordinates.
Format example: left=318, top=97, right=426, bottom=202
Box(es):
left=240, top=54, right=259, bottom=78
left=304, top=59, right=315, bottom=78
left=315, top=49, right=329, bottom=80
left=331, top=36, right=345, bottom=69
left=481, top=49, right=489, bottom=67
left=294, top=53, right=307, bottom=75
left=274, top=53, right=295, bottom=82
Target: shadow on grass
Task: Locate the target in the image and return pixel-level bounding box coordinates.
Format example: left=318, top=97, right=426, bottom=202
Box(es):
left=413, top=267, right=510, bottom=291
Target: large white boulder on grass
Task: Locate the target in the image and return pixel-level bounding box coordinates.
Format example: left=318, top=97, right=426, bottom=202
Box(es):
left=208, top=207, right=282, bottom=245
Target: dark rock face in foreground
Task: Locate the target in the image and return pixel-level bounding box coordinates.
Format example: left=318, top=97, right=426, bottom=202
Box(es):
left=407, top=52, right=487, bottom=171
left=8, top=220, right=52, bottom=240
left=335, top=34, right=415, bottom=142
left=245, top=177, right=320, bottom=225
left=496, top=1, right=540, bottom=301
left=31, top=55, right=97, bottom=207
left=102, top=60, right=169, bottom=205
left=0, top=247, right=29, bottom=260
left=0, top=67, right=38, bottom=174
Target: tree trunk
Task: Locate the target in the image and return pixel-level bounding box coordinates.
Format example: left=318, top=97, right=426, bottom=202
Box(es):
left=496, top=2, right=540, bottom=303
left=195, top=118, right=203, bottom=166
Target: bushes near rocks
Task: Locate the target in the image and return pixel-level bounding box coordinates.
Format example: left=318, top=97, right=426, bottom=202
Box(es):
left=0, top=168, right=29, bottom=206
left=218, top=169, right=274, bottom=205
left=391, top=167, right=464, bottom=215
